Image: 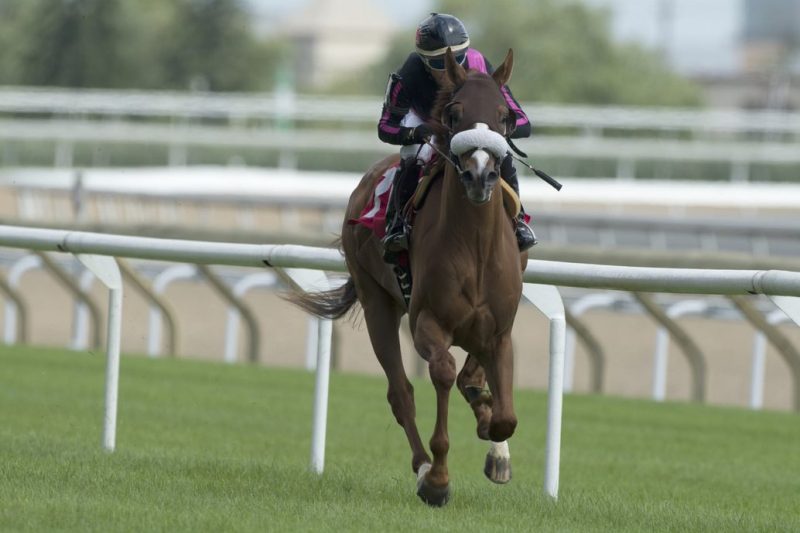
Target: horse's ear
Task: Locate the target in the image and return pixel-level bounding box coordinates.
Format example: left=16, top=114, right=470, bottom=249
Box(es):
left=492, top=48, right=514, bottom=87
left=444, top=47, right=466, bottom=87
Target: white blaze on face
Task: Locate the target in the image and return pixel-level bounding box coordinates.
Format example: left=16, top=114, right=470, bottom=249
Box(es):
left=450, top=122, right=509, bottom=164
left=471, top=149, right=491, bottom=177
left=470, top=123, right=492, bottom=177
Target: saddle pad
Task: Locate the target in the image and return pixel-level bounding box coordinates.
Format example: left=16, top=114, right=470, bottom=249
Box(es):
left=348, top=164, right=398, bottom=238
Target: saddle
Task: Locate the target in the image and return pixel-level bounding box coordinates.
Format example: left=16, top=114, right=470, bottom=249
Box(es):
left=350, top=163, right=523, bottom=237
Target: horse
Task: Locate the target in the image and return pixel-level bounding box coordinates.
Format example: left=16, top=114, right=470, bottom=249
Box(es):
left=288, top=48, right=528, bottom=507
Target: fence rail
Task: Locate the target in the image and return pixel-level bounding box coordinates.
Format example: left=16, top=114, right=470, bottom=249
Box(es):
left=3, top=118, right=800, bottom=180
left=4, top=166, right=800, bottom=257
left=3, top=86, right=800, bottom=137
left=1, top=225, right=800, bottom=500
left=3, top=87, right=800, bottom=181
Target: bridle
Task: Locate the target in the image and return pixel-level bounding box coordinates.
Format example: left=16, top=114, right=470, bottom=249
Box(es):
left=424, top=83, right=563, bottom=191
left=422, top=138, right=465, bottom=175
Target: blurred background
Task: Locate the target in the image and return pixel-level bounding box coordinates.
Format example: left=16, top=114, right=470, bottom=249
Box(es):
left=1, top=0, right=799, bottom=411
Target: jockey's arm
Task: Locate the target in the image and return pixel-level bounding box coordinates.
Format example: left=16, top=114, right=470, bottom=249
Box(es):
left=483, top=58, right=532, bottom=139
left=378, top=73, right=418, bottom=146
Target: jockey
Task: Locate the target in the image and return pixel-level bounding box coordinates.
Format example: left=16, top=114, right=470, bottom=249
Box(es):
left=378, top=12, right=537, bottom=260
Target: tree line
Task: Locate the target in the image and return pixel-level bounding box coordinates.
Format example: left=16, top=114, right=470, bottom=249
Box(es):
left=0, top=0, right=284, bottom=91
left=0, top=0, right=702, bottom=106
left=332, top=0, right=703, bottom=106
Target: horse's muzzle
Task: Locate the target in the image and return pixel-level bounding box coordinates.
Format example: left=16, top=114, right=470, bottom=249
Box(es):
left=460, top=168, right=499, bottom=205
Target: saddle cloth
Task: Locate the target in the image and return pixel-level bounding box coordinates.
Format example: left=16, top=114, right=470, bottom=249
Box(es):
left=348, top=163, right=402, bottom=238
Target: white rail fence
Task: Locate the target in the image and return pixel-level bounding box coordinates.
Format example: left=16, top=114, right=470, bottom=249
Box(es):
left=4, top=166, right=800, bottom=259
left=3, top=86, right=800, bottom=136
left=2, top=251, right=792, bottom=411
left=3, top=119, right=800, bottom=181
left=3, top=87, right=800, bottom=181
left=2, top=225, right=800, bottom=500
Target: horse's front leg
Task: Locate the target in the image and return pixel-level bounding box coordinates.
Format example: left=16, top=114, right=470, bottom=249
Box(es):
left=457, top=355, right=492, bottom=440
left=459, top=354, right=512, bottom=484
left=413, top=311, right=456, bottom=507
left=484, top=333, right=518, bottom=442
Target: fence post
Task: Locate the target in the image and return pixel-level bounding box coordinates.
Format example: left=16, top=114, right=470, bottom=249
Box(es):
left=521, top=283, right=566, bottom=500
left=74, top=254, right=123, bottom=452
left=277, top=267, right=334, bottom=474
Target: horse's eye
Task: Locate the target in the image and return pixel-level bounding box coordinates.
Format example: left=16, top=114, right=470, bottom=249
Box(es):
left=442, top=102, right=463, bottom=130
left=498, top=105, right=517, bottom=137
left=497, top=106, right=509, bottom=134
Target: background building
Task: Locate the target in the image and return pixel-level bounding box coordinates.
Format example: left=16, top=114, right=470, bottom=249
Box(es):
left=280, top=0, right=397, bottom=88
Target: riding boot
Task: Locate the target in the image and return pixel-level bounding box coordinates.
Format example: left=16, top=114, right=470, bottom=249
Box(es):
left=381, top=159, right=421, bottom=261
left=501, top=157, right=538, bottom=251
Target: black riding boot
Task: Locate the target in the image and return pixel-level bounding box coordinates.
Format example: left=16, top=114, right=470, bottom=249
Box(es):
left=381, top=159, right=421, bottom=261
left=501, top=156, right=538, bottom=251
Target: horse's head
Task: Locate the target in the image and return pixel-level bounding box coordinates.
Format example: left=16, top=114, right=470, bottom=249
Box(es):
left=437, top=48, right=517, bottom=205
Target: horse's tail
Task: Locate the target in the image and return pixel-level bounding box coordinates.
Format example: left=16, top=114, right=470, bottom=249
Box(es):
left=285, top=277, right=358, bottom=320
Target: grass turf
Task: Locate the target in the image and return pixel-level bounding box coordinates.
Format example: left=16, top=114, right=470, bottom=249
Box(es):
left=1, top=344, right=798, bottom=532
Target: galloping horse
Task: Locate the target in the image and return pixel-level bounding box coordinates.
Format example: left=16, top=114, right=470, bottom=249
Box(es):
left=289, top=48, right=527, bottom=506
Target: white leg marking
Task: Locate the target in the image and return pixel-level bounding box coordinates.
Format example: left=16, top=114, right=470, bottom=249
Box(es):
left=417, top=462, right=432, bottom=483
left=488, top=440, right=510, bottom=460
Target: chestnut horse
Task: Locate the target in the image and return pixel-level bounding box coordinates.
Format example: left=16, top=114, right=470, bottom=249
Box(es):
left=289, top=48, right=527, bottom=506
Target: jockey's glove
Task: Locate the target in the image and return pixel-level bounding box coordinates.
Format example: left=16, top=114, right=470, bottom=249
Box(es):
left=411, top=124, right=434, bottom=144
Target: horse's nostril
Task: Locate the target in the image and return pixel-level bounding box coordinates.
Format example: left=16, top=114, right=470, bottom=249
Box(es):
left=485, top=171, right=498, bottom=182
left=460, top=170, right=474, bottom=182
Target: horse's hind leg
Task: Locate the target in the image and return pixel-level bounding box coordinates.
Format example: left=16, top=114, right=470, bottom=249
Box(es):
left=458, top=355, right=512, bottom=484
left=354, top=271, right=431, bottom=475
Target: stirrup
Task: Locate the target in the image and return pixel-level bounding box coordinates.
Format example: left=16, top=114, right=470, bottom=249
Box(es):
left=382, top=230, right=409, bottom=253
left=515, top=219, right=537, bottom=251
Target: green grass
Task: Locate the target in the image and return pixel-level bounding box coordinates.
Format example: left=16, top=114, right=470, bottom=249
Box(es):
left=1, top=344, right=798, bottom=532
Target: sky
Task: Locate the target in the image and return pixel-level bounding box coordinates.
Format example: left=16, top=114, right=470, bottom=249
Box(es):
left=250, top=0, right=743, bottom=75
left=249, top=0, right=431, bottom=26
left=584, top=0, right=741, bottom=74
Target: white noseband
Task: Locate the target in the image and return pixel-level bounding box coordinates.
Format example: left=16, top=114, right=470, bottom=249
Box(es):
left=450, top=123, right=509, bottom=160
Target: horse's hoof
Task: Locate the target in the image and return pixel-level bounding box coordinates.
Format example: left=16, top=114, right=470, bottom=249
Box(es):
left=415, top=464, right=451, bottom=507
left=484, top=453, right=512, bottom=484
left=417, top=479, right=451, bottom=507
left=484, top=447, right=512, bottom=484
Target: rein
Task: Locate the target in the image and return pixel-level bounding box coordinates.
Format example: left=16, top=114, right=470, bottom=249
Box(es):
left=423, top=139, right=464, bottom=174
left=507, top=139, right=563, bottom=191
left=425, top=137, right=562, bottom=192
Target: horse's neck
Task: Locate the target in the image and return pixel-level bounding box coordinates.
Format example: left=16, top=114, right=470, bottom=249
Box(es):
left=439, top=167, right=506, bottom=251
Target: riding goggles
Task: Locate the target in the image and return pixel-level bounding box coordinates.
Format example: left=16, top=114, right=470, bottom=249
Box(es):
left=421, top=51, right=467, bottom=71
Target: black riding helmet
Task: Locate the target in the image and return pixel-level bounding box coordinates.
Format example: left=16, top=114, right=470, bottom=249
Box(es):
left=415, top=13, right=470, bottom=70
